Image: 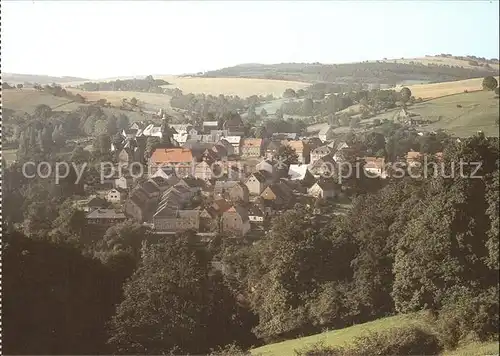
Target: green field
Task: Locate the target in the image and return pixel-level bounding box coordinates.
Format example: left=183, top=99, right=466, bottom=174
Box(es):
left=308, top=90, right=499, bottom=138
left=251, top=313, right=499, bottom=356
left=369, top=91, right=499, bottom=137
left=3, top=89, right=156, bottom=123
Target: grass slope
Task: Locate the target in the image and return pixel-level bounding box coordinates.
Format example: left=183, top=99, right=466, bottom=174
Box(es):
left=159, top=76, right=309, bottom=97
left=65, top=76, right=310, bottom=98
left=366, top=90, right=499, bottom=137
left=251, top=313, right=499, bottom=356
left=251, top=314, right=424, bottom=356
left=2, top=89, right=166, bottom=122
left=308, top=89, right=499, bottom=138
left=396, top=76, right=500, bottom=100
left=2, top=89, right=84, bottom=114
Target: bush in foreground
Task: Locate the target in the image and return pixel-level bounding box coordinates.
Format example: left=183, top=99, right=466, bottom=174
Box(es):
left=436, top=287, right=499, bottom=349
left=295, top=326, right=443, bottom=356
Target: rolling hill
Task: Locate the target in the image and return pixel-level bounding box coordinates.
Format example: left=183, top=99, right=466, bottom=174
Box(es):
left=2, top=89, right=158, bottom=122
left=202, top=55, right=499, bottom=85
left=3, top=73, right=89, bottom=85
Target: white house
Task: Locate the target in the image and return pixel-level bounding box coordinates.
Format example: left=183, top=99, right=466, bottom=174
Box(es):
left=114, top=176, right=132, bottom=190
left=223, top=136, right=242, bottom=155
left=307, top=181, right=337, bottom=199
left=106, top=188, right=125, bottom=203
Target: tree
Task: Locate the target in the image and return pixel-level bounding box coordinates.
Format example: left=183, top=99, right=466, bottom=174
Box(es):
left=273, top=145, right=299, bottom=166
left=275, top=108, right=284, bottom=120
left=482, top=76, right=498, bottom=91
left=130, top=97, right=138, bottom=106
left=16, top=83, right=23, bottom=89
left=3, top=231, right=125, bottom=355
left=247, top=103, right=257, bottom=121
left=93, top=134, right=111, bottom=154
left=117, top=114, right=130, bottom=131
left=71, top=145, right=90, bottom=164
left=145, top=136, right=161, bottom=160
left=350, top=117, right=361, bottom=129
left=260, top=108, right=268, bottom=118
left=400, top=87, right=412, bottom=103
left=160, top=118, right=175, bottom=147
left=301, top=98, right=314, bottom=116
left=96, top=220, right=152, bottom=260
left=108, top=233, right=251, bottom=354
left=283, top=88, right=297, bottom=98
left=34, top=104, right=52, bottom=119
left=106, top=115, right=118, bottom=135
left=52, top=125, right=66, bottom=147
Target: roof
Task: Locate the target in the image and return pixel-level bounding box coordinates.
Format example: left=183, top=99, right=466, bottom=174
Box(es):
left=272, top=132, right=298, bottom=140
left=214, top=181, right=238, bottom=194
left=363, top=157, right=385, bottom=170
left=170, top=124, right=191, bottom=133
left=265, top=140, right=282, bottom=151
left=224, top=115, right=244, bottom=127
left=123, top=128, right=138, bottom=135
left=87, top=196, right=107, bottom=207
left=248, top=171, right=267, bottom=183
left=212, top=144, right=228, bottom=157
left=129, top=187, right=150, bottom=206
left=213, top=198, right=232, bottom=213
left=226, top=206, right=249, bottom=223
left=203, top=121, right=219, bottom=126
left=314, top=179, right=337, bottom=191
left=288, top=164, right=311, bottom=180
left=310, top=155, right=336, bottom=168
left=263, top=182, right=293, bottom=201
left=169, top=184, right=191, bottom=196
left=86, top=209, right=126, bottom=219
left=319, top=126, right=334, bottom=135
left=242, top=138, right=263, bottom=148
left=284, top=140, right=306, bottom=152
left=142, top=181, right=161, bottom=194
left=247, top=205, right=264, bottom=216
left=224, top=136, right=242, bottom=144
left=406, top=151, right=422, bottom=160
left=149, top=176, right=170, bottom=188
left=151, top=148, right=193, bottom=164
left=178, top=177, right=205, bottom=188
left=312, top=145, right=333, bottom=155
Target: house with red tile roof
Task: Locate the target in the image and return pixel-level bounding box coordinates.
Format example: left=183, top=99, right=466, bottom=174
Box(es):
left=149, top=148, right=194, bottom=177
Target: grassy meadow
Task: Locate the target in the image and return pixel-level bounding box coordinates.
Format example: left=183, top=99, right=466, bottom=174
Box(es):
left=65, top=76, right=310, bottom=98
left=308, top=87, right=499, bottom=138
left=251, top=312, right=499, bottom=356
left=394, top=76, right=500, bottom=100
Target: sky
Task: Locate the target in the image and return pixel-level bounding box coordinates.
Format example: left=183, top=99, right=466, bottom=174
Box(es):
left=3, top=1, right=499, bottom=79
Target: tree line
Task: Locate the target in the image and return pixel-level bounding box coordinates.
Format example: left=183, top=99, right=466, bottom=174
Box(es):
left=76, top=75, right=170, bottom=93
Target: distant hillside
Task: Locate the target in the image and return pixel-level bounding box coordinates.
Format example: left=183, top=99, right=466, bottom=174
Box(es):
left=202, top=56, right=499, bottom=85
left=3, top=73, right=89, bottom=85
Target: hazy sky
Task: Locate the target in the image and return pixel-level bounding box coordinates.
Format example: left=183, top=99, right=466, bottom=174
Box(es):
left=3, top=1, right=499, bottom=79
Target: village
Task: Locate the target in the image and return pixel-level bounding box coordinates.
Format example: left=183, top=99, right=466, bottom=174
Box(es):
left=78, top=109, right=438, bottom=239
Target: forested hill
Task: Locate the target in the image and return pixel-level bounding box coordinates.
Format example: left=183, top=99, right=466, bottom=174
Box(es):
left=2, top=73, right=89, bottom=85
left=202, top=58, right=499, bottom=85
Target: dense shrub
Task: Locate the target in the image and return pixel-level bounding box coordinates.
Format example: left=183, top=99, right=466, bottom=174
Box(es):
left=482, top=76, right=498, bottom=91
left=436, top=287, right=499, bottom=349
left=210, top=343, right=251, bottom=356
left=295, top=326, right=443, bottom=356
